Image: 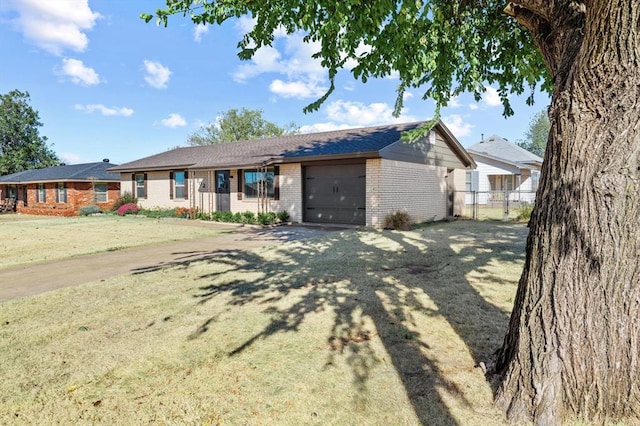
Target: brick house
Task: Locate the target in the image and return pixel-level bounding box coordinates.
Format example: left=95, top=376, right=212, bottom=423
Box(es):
left=0, top=160, right=121, bottom=216
left=108, top=121, right=476, bottom=227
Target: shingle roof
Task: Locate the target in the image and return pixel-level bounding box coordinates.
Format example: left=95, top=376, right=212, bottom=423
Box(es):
left=0, top=162, right=120, bottom=183
left=467, top=134, right=543, bottom=167
left=109, top=121, right=452, bottom=172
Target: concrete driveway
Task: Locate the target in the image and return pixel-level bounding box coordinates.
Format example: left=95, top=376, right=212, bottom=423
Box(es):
left=0, top=224, right=343, bottom=302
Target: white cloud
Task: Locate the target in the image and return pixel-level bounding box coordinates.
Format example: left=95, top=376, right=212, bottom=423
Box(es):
left=448, top=94, right=461, bottom=108
left=468, top=104, right=479, bottom=110
left=300, top=100, right=418, bottom=133
left=442, top=114, right=474, bottom=138
left=143, top=60, right=171, bottom=89
left=325, top=100, right=417, bottom=127
left=160, top=113, right=187, bottom=128
left=5, top=0, right=101, bottom=55
left=482, top=86, right=502, bottom=107
left=59, top=152, right=84, bottom=164
left=193, top=24, right=208, bottom=42
left=57, top=58, right=100, bottom=86
left=231, top=29, right=327, bottom=103
left=74, top=104, right=134, bottom=117
left=299, top=122, right=353, bottom=133
left=269, top=79, right=327, bottom=99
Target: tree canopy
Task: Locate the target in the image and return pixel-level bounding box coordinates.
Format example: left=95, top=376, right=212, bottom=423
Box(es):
left=188, top=108, right=298, bottom=145
left=517, top=109, right=549, bottom=157
left=143, top=1, right=550, bottom=120
left=0, top=90, right=59, bottom=176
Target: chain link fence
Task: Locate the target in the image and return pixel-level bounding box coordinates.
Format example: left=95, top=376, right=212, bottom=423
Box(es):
left=455, top=190, right=537, bottom=220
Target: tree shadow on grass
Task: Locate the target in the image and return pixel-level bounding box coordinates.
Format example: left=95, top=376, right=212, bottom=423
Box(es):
left=134, top=221, right=527, bottom=425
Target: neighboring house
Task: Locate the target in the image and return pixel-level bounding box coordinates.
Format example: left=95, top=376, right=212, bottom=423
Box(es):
left=466, top=135, right=543, bottom=204
left=109, top=121, right=476, bottom=227
left=0, top=160, right=121, bottom=216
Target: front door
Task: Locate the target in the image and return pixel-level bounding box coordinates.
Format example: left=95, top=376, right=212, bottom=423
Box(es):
left=215, top=170, right=230, bottom=212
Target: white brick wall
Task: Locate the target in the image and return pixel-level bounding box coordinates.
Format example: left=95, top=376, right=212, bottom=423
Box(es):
left=120, top=171, right=190, bottom=209
left=367, top=158, right=448, bottom=227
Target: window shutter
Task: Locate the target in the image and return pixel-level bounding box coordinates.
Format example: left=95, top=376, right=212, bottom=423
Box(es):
left=273, top=166, right=280, bottom=200
left=143, top=173, right=148, bottom=198
left=169, top=171, right=174, bottom=199
left=131, top=174, right=135, bottom=195
left=184, top=170, right=189, bottom=200
left=237, top=170, right=243, bottom=200
left=56, top=184, right=59, bottom=203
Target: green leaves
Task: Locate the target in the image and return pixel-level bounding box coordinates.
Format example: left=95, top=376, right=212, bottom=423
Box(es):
left=142, top=0, right=550, bottom=118
left=188, top=108, right=299, bottom=145
left=0, top=90, right=59, bottom=175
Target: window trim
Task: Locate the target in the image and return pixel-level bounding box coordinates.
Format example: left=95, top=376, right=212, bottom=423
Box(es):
left=242, top=168, right=276, bottom=199
left=94, top=183, right=108, bottom=203
left=169, top=170, right=188, bottom=200
left=132, top=173, right=147, bottom=199
left=56, top=182, right=67, bottom=203
left=36, top=183, right=46, bottom=203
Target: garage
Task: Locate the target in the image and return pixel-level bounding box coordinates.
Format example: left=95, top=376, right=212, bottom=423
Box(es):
left=303, top=163, right=366, bottom=225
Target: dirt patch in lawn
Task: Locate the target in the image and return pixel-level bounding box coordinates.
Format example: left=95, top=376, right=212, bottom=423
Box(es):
left=1, top=220, right=530, bottom=425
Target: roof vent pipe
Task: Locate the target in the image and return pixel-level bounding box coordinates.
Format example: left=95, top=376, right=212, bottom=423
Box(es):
left=103, top=158, right=109, bottom=163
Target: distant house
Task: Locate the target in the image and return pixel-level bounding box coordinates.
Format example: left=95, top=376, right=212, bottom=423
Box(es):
left=0, top=160, right=121, bottom=216
left=466, top=135, right=543, bottom=204
left=108, top=121, right=477, bottom=227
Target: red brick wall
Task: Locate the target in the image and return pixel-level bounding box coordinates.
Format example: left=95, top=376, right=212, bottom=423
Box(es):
left=2, top=182, right=120, bottom=216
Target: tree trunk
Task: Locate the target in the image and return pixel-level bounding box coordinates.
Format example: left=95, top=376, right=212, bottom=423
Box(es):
left=494, top=1, right=640, bottom=424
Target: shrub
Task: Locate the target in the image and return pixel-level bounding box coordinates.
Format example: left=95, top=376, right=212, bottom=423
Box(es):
left=78, top=205, right=101, bottom=216
left=276, top=210, right=290, bottom=223
left=257, top=212, right=277, bottom=225
left=240, top=211, right=256, bottom=224
left=516, top=202, right=534, bottom=221
left=139, top=208, right=175, bottom=218
left=383, top=211, right=411, bottom=231
left=117, top=203, right=140, bottom=216
left=174, top=207, right=197, bottom=218
left=111, top=191, right=138, bottom=212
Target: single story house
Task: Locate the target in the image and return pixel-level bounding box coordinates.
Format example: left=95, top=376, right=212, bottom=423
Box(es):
left=0, top=160, right=121, bottom=216
left=108, top=121, right=476, bottom=227
left=465, top=135, right=543, bottom=204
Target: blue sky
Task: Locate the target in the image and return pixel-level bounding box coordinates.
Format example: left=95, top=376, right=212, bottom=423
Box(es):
left=0, top=0, right=550, bottom=166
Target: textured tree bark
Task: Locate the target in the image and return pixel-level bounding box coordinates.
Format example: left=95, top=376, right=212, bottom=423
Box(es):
left=494, top=1, right=640, bottom=424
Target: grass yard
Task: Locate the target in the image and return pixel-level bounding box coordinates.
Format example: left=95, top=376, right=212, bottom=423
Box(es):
left=0, top=220, right=528, bottom=425
left=0, top=215, right=226, bottom=269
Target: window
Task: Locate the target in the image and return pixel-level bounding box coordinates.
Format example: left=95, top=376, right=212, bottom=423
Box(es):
left=531, top=171, right=539, bottom=192
left=465, top=171, right=479, bottom=192
left=243, top=169, right=274, bottom=198
left=506, top=175, right=514, bottom=192
left=37, top=184, right=46, bottom=202
left=56, top=183, right=67, bottom=203
left=7, top=185, right=17, bottom=199
left=94, top=183, right=107, bottom=203
left=134, top=173, right=146, bottom=198
left=170, top=171, right=187, bottom=199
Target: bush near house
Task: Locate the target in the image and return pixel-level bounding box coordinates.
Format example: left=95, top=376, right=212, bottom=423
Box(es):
left=383, top=211, right=412, bottom=231
left=117, top=203, right=140, bottom=216
left=78, top=205, right=102, bottom=216
left=111, top=192, right=138, bottom=212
